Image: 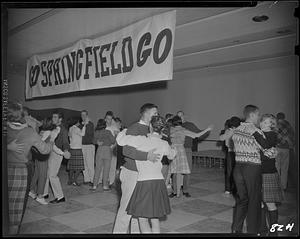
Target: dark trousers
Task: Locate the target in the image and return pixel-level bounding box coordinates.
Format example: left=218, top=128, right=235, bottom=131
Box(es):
left=232, top=163, right=262, bottom=234
left=225, top=151, right=236, bottom=193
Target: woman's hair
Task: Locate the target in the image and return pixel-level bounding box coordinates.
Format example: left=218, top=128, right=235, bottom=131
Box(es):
left=95, top=119, right=107, bottom=131
left=114, top=117, right=121, bottom=123
left=229, top=116, right=241, bottom=128
left=260, top=114, right=277, bottom=130
left=68, top=116, right=82, bottom=128
left=150, top=115, right=166, bottom=134
left=40, top=117, right=56, bottom=131
left=171, top=115, right=183, bottom=126
left=7, top=101, right=26, bottom=123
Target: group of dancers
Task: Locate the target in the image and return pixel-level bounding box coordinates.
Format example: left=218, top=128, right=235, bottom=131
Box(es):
left=6, top=101, right=294, bottom=235
left=220, top=105, right=294, bottom=236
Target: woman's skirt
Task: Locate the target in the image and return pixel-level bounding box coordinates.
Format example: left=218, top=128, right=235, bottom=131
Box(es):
left=169, top=145, right=190, bottom=174
left=262, top=173, right=284, bottom=203
left=67, top=149, right=84, bottom=171
left=126, top=179, right=171, bottom=218
left=8, top=164, right=28, bottom=228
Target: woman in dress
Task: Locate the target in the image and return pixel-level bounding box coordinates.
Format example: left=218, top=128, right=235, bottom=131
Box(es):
left=251, top=114, right=283, bottom=236
left=116, top=115, right=177, bottom=233
left=67, top=117, right=86, bottom=186
left=169, top=116, right=213, bottom=198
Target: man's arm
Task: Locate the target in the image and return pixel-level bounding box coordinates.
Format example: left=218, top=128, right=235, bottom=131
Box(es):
left=122, top=126, right=148, bottom=161
left=62, top=128, right=70, bottom=151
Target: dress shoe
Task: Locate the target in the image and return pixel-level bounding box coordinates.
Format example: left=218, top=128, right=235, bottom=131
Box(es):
left=43, top=194, right=49, bottom=199
left=183, top=192, right=191, bottom=198
left=50, top=197, right=66, bottom=204
left=72, top=182, right=81, bottom=186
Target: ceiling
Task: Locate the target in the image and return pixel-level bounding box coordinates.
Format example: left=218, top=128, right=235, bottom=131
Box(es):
left=6, top=2, right=298, bottom=74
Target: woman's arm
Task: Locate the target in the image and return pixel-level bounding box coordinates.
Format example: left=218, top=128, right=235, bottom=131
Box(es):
left=117, top=129, right=147, bottom=148
left=184, top=125, right=213, bottom=138
left=219, top=128, right=234, bottom=141
left=77, top=125, right=86, bottom=137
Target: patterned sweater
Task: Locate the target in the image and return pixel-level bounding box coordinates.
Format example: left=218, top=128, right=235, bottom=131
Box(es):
left=232, top=122, right=261, bottom=165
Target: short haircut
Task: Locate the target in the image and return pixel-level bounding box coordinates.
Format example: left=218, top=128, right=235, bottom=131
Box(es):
left=243, top=105, right=259, bottom=119
left=52, top=110, right=64, bottom=120
left=229, top=116, right=241, bottom=128
left=81, top=110, right=88, bottom=115
left=95, top=118, right=107, bottom=131
left=261, top=114, right=277, bottom=130
left=177, top=110, right=184, bottom=115
left=276, top=112, right=285, bottom=120
left=140, top=103, right=157, bottom=115
left=165, top=113, right=173, bottom=119
left=172, top=115, right=183, bottom=126
left=105, top=111, right=114, bottom=117
left=150, top=115, right=166, bottom=134
left=7, top=101, right=24, bottom=123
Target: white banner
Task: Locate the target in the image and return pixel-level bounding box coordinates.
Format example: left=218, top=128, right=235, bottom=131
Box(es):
left=25, top=10, right=176, bottom=99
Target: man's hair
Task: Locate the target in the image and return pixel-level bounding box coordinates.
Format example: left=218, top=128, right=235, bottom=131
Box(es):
left=243, top=105, right=259, bottom=119
left=276, top=112, right=285, bottom=120
left=172, top=115, right=183, bottom=126
left=8, top=101, right=25, bottom=123
left=150, top=115, right=166, bottom=134
left=81, top=110, right=88, bottom=115
left=177, top=110, right=184, bottom=115
left=105, top=111, right=114, bottom=117
left=140, top=103, right=157, bottom=115
left=52, top=110, right=64, bottom=120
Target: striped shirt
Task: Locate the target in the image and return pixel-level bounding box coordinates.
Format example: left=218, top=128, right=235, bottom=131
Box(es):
left=232, top=122, right=261, bottom=164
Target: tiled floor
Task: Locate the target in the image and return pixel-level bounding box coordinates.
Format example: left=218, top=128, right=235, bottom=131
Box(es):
left=19, top=164, right=298, bottom=235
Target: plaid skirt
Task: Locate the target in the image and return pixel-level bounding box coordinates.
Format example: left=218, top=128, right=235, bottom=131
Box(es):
left=67, top=149, right=85, bottom=171
left=262, top=173, right=284, bottom=203
left=8, top=164, right=28, bottom=227
left=169, top=144, right=190, bottom=174
left=126, top=179, right=171, bottom=218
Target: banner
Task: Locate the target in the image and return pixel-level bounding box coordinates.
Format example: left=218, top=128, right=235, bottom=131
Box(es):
left=25, top=10, right=176, bottom=99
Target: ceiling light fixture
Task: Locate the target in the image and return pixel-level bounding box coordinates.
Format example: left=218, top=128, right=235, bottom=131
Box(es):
left=252, top=15, right=269, bottom=22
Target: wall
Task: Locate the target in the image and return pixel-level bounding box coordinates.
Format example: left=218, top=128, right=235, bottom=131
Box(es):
left=118, top=56, right=297, bottom=150
left=8, top=56, right=297, bottom=150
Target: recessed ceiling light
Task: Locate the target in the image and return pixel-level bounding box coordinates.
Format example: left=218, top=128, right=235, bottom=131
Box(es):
left=252, top=15, right=269, bottom=22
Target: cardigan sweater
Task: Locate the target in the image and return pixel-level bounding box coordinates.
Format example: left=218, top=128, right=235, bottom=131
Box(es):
left=232, top=122, right=261, bottom=165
